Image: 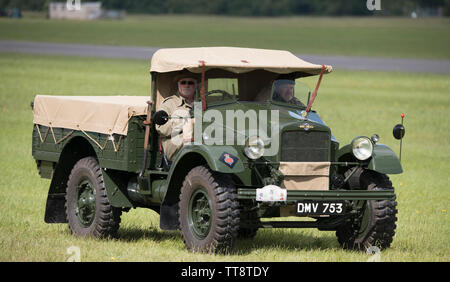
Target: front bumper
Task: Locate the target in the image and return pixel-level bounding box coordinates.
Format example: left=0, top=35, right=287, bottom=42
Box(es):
left=237, top=188, right=395, bottom=202
left=237, top=188, right=396, bottom=229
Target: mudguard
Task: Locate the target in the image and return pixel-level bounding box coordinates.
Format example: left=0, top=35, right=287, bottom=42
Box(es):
left=170, top=144, right=246, bottom=175
left=368, top=144, right=403, bottom=174
left=337, top=143, right=402, bottom=174
left=160, top=144, right=245, bottom=230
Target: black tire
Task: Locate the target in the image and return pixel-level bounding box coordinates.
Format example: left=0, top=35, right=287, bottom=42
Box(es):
left=336, top=170, right=398, bottom=251
left=178, top=165, right=239, bottom=253
left=65, top=157, right=121, bottom=238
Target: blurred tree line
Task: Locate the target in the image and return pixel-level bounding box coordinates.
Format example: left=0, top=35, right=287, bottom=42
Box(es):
left=1, top=0, right=449, bottom=16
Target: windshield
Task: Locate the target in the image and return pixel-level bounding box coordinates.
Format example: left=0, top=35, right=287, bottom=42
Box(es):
left=198, top=74, right=312, bottom=108
left=271, top=79, right=311, bottom=109
left=204, top=78, right=238, bottom=105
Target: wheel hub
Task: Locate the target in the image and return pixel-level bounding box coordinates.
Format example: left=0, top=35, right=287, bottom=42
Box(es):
left=76, top=179, right=96, bottom=227
left=188, top=188, right=212, bottom=239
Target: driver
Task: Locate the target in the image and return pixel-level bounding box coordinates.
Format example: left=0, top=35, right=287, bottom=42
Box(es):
left=272, top=79, right=306, bottom=107
left=156, top=73, right=198, bottom=161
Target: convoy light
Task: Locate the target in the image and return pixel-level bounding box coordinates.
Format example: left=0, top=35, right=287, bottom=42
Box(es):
left=371, top=134, right=380, bottom=144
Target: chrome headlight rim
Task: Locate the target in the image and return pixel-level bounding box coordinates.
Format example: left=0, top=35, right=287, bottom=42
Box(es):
left=351, top=136, right=374, bottom=161
left=244, top=136, right=265, bottom=160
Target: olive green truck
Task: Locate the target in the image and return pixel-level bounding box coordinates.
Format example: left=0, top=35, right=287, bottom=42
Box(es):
left=32, top=47, right=404, bottom=253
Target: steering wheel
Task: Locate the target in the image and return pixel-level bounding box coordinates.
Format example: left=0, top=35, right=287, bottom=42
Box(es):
left=205, top=89, right=234, bottom=101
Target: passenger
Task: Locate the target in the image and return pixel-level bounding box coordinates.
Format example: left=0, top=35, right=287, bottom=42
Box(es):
left=156, top=73, right=198, bottom=161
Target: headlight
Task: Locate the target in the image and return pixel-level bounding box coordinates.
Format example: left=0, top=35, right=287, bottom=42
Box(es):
left=244, top=136, right=265, bottom=160
left=352, top=136, right=373, bottom=160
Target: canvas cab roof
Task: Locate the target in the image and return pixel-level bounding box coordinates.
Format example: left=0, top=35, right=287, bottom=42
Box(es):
left=150, top=47, right=332, bottom=76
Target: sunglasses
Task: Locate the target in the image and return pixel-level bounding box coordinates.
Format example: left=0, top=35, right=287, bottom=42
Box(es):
left=179, top=80, right=196, bottom=85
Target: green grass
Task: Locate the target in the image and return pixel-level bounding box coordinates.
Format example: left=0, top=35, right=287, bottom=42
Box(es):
left=0, top=53, right=449, bottom=261
left=1, top=15, right=450, bottom=59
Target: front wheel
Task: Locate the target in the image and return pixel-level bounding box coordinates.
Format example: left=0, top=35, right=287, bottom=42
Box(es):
left=336, top=170, right=398, bottom=251
left=65, top=157, right=121, bottom=238
left=178, top=166, right=239, bottom=253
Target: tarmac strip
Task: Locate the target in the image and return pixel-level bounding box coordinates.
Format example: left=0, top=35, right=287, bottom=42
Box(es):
left=1, top=40, right=449, bottom=74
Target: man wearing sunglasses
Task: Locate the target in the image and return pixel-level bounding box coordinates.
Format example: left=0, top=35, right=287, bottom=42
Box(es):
left=156, top=73, right=198, bottom=161
left=272, top=79, right=306, bottom=107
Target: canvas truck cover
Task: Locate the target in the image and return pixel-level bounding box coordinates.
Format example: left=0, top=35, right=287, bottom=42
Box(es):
left=150, top=47, right=333, bottom=75
left=33, top=95, right=149, bottom=136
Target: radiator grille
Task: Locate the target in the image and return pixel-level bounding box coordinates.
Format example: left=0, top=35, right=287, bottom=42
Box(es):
left=281, top=131, right=329, bottom=162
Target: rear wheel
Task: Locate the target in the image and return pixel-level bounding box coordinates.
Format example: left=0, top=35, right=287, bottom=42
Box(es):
left=65, top=157, right=121, bottom=238
left=336, top=170, right=398, bottom=250
left=178, top=166, right=239, bottom=253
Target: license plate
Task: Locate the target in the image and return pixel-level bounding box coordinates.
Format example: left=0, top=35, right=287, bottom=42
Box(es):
left=295, top=201, right=345, bottom=216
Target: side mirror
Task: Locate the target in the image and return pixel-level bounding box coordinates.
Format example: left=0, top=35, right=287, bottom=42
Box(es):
left=393, top=124, right=405, bottom=140
left=152, top=110, right=169, bottom=126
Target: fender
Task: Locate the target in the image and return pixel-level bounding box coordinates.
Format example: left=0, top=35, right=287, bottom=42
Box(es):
left=44, top=134, right=97, bottom=223
left=164, top=143, right=246, bottom=201
left=369, top=144, right=403, bottom=174
left=169, top=144, right=245, bottom=176
left=336, top=143, right=402, bottom=174
left=44, top=133, right=133, bottom=221
left=61, top=134, right=134, bottom=208
left=335, top=144, right=353, bottom=162
left=159, top=144, right=245, bottom=230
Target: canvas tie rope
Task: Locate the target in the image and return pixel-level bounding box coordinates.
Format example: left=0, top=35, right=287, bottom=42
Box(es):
left=35, top=123, right=74, bottom=145
left=35, top=124, right=123, bottom=152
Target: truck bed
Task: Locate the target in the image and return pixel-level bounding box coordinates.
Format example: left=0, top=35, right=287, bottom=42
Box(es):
left=32, top=95, right=151, bottom=176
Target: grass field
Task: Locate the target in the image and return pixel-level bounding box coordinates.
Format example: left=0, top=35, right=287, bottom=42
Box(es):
left=1, top=15, right=450, bottom=59
left=0, top=53, right=448, bottom=261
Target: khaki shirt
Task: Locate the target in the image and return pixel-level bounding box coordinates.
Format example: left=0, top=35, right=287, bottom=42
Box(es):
left=156, top=95, right=192, bottom=161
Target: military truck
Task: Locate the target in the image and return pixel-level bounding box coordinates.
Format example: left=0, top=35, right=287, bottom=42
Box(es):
left=32, top=47, right=404, bottom=253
